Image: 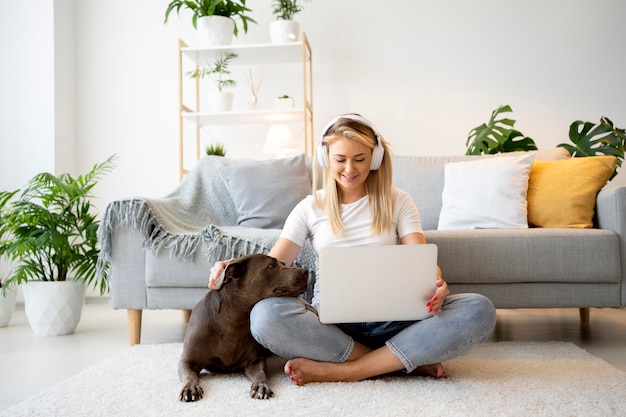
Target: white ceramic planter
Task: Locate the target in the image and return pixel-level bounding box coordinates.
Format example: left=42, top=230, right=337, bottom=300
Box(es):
left=23, top=280, right=86, bottom=336
left=197, top=15, right=235, bottom=46
left=269, top=20, right=300, bottom=43
left=208, top=91, right=234, bottom=112
left=274, top=97, right=294, bottom=109
left=0, top=286, right=17, bottom=327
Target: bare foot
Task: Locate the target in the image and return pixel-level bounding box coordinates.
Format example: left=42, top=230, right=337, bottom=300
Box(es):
left=410, top=363, right=448, bottom=379
left=284, top=358, right=357, bottom=386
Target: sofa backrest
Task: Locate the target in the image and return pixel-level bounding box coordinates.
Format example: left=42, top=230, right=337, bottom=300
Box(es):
left=199, top=148, right=569, bottom=232
left=392, top=155, right=482, bottom=230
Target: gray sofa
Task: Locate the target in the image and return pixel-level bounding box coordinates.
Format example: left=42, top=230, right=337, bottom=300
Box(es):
left=98, top=153, right=626, bottom=345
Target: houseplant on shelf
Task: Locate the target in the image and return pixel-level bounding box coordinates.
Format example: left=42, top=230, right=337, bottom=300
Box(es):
left=164, top=0, right=256, bottom=46
left=0, top=155, right=117, bottom=336
left=270, top=0, right=310, bottom=43
left=188, top=52, right=238, bottom=112
left=205, top=142, right=227, bottom=156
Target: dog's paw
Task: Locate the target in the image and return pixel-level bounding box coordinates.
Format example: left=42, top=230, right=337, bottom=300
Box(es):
left=179, top=383, right=204, bottom=402
left=249, top=382, right=274, bottom=400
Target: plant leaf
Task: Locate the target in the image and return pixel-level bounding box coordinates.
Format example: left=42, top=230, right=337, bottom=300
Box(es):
left=466, top=105, right=537, bottom=155
left=557, top=117, right=626, bottom=180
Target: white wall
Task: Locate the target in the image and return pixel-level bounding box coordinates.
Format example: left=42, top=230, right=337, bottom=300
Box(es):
left=0, top=0, right=56, bottom=189
left=2, top=0, right=626, bottom=212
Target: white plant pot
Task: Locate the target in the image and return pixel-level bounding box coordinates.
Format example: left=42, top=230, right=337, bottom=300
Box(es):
left=0, top=286, right=17, bottom=327
left=274, top=97, right=294, bottom=109
left=208, top=91, right=234, bottom=112
left=197, top=15, right=235, bottom=46
left=23, top=280, right=86, bottom=336
left=269, top=20, right=300, bottom=44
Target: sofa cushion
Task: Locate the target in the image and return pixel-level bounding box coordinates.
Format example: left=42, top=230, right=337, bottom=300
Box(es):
left=437, top=153, right=535, bottom=230
left=218, top=154, right=311, bottom=229
left=527, top=156, right=617, bottom=228
left=424, top=228, right=621, bottom=285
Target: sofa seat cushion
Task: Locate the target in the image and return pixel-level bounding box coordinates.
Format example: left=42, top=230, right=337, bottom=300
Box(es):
left=145, top=243, right=215, bottom=289
left=424, top=228, right=621, bottom=285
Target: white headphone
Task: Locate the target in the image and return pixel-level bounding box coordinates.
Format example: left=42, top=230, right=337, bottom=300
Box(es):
left=317, top=114, right=385, bottom=170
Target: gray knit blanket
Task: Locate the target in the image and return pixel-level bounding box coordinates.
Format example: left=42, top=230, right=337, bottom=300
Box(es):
left=97, top=157, right=318, bottom=298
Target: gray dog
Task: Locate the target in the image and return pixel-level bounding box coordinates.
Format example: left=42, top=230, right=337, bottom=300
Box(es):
left=178, top=254, right=309, bottom=402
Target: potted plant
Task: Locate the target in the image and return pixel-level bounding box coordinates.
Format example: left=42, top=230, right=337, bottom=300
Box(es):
left=274, top=94, right=294, bottom=109
left=188, top=52, right=238, bottom=112
left=270, top=0, right=310, bottom=43
left=0, top=155, right=116, bottom=336
left=205, top=142, right=227, bottom=156
left=466, top=105, right=626, bottom=181
left=164, top=0, right=256, bottom=46
left=557, top=117, right=626, bottom=180
left=465, top=105, right=537, bottom=155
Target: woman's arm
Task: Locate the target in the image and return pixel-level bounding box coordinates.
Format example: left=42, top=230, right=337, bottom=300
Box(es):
left=268, top=237, right=302, bottom=266
left=400, top=232, right=448, bottom=315
left=208, top=237, right=302, bottom=289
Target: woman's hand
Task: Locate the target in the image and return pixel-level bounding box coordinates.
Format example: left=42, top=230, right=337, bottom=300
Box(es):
left=426, top=276, right=449, bottom=316
left=208, top=258, right=235, bottom=289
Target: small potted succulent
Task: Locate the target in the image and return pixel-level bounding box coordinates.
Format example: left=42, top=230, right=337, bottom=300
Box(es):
left=188, top=52, right=238, bottom=112
left=270, top=0, right=310, bottom=43
left=274, top=94, right=294, bottom=109
left=164, top=0, right=257, bottom=46
left=0, top=155, right=116, bottom=336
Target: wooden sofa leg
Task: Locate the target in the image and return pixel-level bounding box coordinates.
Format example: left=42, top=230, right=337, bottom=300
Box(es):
left=579, top=308, right=590, bottom=323
left=128, top=309, right=143, bottom=346
left=183, top=310, right=192, bottom=324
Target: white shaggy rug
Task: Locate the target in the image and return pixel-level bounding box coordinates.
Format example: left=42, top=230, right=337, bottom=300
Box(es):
left=2, top=342, right=625, bottom=417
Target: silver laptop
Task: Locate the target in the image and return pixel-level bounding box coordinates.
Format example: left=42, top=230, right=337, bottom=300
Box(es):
left=318, top=244, right=439, bottom=324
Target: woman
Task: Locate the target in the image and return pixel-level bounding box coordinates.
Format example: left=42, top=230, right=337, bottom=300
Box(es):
left=209, top=114, right=496, bottom=385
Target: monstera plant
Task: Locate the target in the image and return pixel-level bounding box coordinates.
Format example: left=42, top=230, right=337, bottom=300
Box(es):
left=465, top=105, right=537, bottom=155
left=557, top=117, right=626, bottom=180
left=466, top=105, right=626, bottom=180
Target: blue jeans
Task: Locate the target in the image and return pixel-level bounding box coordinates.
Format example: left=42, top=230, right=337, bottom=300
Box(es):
left=250, top=293, right=496, bottom=372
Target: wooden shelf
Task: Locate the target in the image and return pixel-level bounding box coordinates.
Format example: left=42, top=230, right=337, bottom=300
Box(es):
left=177, top=34, right=313, bottom=180
left=181, top=42, right=304, bottom=66
left=182, top=109, right=306, bottom=125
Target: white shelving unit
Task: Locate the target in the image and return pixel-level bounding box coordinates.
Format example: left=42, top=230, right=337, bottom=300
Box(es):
left=177, top=34, right=313, bottom=180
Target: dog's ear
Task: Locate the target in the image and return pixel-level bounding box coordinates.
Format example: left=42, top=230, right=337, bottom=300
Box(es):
left=219, top=259, right=248, bottom=287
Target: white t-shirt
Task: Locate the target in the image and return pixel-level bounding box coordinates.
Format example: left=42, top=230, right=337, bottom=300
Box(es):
left=281, top=187, right=423, bottom=307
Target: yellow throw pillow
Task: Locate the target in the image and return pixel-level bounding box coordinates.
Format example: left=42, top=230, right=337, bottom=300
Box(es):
left=527, top=156, right=617, bottom=228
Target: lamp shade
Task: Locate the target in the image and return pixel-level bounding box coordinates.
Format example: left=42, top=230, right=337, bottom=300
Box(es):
left=263, top=124, right=299, bottom=158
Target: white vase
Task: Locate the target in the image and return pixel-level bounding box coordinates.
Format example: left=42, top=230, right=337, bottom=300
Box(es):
left=208, top=91, right=234, bottom=112
left=197, top=15, right=235, bottom=46
left=274, top=97, right=294, bottom=109
left=0, top=286, right=17, bottom=327
left=269, top=20, right=300, bottom=44
left=23, top=280, right=86, bottom=336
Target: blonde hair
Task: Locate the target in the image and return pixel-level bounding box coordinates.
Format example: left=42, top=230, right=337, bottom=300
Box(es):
left=312, top=116, right=394, bottom=236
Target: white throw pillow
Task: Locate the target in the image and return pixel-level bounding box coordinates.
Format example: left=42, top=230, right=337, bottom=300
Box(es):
left=437, top=153, right=536, bottom=230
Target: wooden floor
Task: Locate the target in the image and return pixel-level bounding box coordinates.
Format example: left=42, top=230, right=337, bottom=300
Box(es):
left=1, top=300, right=625, bottom=412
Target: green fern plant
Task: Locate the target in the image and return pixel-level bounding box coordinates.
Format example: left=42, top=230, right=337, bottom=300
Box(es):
left=0, top=155, right=117, bottom=296
left=188, top=52, right=238, bottom=92
left=466, top=105, right=538, bottom=155
left=558, top=117, right=626, bottom=180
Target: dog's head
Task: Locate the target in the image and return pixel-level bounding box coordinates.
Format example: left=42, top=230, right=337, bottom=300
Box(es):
left=219, top=254, right=309, bottom=304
